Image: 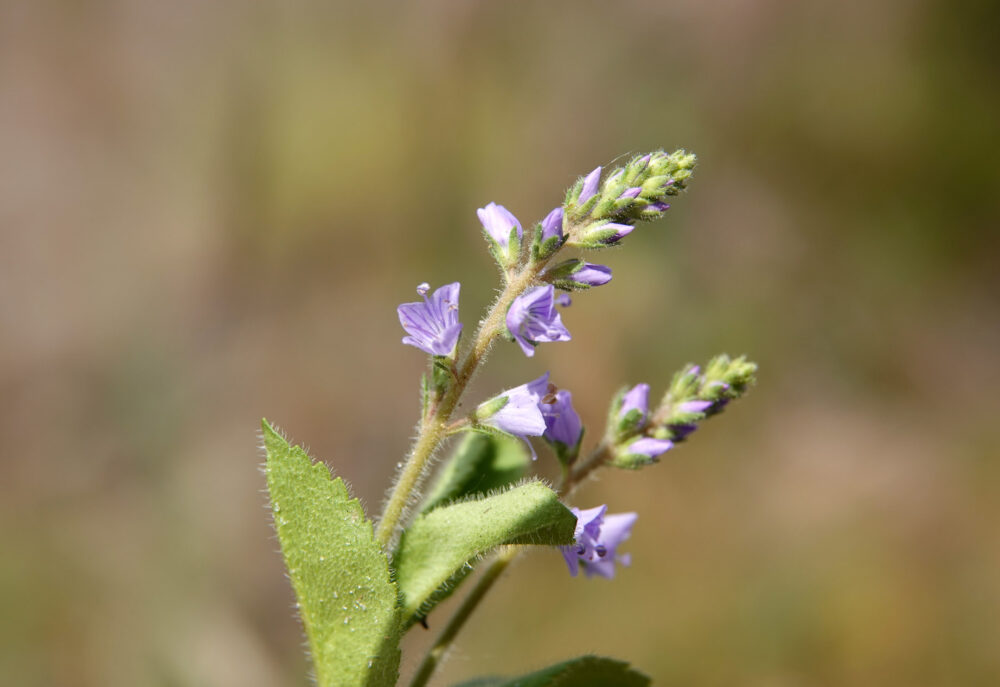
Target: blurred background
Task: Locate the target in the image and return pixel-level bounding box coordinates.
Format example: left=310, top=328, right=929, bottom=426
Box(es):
left=2, top=1, right=999, bottom=685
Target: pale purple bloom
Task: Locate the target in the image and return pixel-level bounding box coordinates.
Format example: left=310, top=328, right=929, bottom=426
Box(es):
left=578, top=166, right=602, bottom=204
left=648, top=202, right=671, bottom=212
left=603, top=223, right=634, bottom=244
left=506, top=285, right=571, bottom=357
left=540, top=389, right=582, bottom=448
left=561, top=505, right=638, bottom=579
left=666, top=396, right=726, bottom=441
left=477, top=202, right=522, bottom=248
left=677, top=400, right=713, bottom=415
left=619, top=187, right=642, bottom=200
left=624, top=437, right=674, bottom=459
left=478, top=373, right=549, bottom=459
left=539, top=207, right=564, bottom=242
left=397, top=282, right=463, bottom=356
left=583, top=512, right=638, bottom=579
left=561, top=505, right=605, bottom=577
left=619, top=383, right=650, bottom=422
left=543, top=259, right=612, bottom=290
left=573, top=263, right=612, bottom=287
left=554, top=292, right=572, bottom=307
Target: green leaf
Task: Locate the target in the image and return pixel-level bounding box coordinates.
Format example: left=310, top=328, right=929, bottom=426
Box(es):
left=452, top=656, right=651, bottom=687
left=421, top=433, right=530, bottom=513
left=394, top=481, right=576, bottom=628
left=262, top=420, right=401, bottom=687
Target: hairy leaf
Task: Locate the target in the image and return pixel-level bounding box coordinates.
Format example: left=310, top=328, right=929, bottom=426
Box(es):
left=421, top=433, right=530, bottom=513
left=452, top=655, right=651, bottom=687
left=394, top=481, right=576, bottom=627
left=263, top=420, right=400, bottom=687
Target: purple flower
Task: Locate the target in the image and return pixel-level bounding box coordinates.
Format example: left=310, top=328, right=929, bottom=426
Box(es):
left=603, top=222, right=634, bottom=244
left=554, top=292, right=572, bottom=307
left=676, top=400, right=713, bottom=415
left=619, top=383, right=650, bottom=423
left=578, top=166, right=602, bottom=204
left=477, top=373, right=549, bottom=457
left=539, top=207, right=564, bottom=242
left=561, top=505, right=638, bottom=579
left=506, top=285, right=572, bottom=357
left=583, top=512, right=638, bottom=579
left=397, top=282, right=463, bottom=356
left=543, top=259, right=612, bottom=291
left=624, top=437, right=674, bottom=459
left=540, top=388, right=582, bottom=449
left=619, top=187, right=642, bottom=200
left=477, top=202, right=522, bottom=249
left=573, top=263, right=612, bottom=287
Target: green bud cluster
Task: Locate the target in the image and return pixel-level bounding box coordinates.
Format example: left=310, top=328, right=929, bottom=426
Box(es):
left=564, top=149, right=697, bottom=230
left=649, top=354, right=758, bottom=441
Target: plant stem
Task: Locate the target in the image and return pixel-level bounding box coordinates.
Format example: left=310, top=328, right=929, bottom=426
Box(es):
left=374, top=263, right=547, bottom=547
left=407, top=442, right=612, bottom=685
left=408, top=546, right=520, bottom=687
left=565, top=441, right=613, bottom=494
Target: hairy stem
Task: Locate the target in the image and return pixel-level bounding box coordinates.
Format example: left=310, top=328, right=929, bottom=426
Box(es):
left=408, top=442, right=612, bottom=685
left=375, top=262, right=547, bottom=547
left=408, top=546, right=520, bottom=687
left=566, top=441, right=613, bottom=494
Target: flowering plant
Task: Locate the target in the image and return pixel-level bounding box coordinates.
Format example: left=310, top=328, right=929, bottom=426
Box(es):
left=262, top=150, right=757, bottom=686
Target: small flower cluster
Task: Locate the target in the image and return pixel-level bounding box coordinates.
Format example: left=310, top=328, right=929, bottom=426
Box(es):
left=561, top=150, right=697, bottom=249
left=651, top=354, right=758, bottom=442
left=266, top=149, right=763, bottom=687
left=396, top=151, right=755, bottom=581
left=609, top=354, right=758, bottom=469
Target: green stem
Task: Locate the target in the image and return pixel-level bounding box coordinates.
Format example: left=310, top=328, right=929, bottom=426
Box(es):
left=408, top=546, right=520, bottom=687
left=375, top=263, right=548, bottom=547
left=408, top=442, right=612, bottom=685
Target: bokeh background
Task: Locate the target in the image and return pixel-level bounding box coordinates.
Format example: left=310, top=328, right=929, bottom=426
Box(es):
left=3, top=1, right=999, bottom=685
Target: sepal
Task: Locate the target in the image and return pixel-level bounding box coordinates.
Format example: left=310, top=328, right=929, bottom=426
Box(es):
left=531, top=224, right=564, bottom=262
left=475, top=395, right=509, bottom=422
left=546, top=427, right=583, bottom=469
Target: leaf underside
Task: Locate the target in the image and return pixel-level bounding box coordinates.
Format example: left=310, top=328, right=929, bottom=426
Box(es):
left=262, top=420, right=401, bottom=687
left=451, top=655, right=652, bottom=687
left=394, top=480, right=577, bottom=628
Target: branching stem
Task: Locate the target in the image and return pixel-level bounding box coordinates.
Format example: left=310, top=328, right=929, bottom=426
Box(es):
left=407, top=442, right=613, bottom=686
left=374, top=261, right=548, bottom=547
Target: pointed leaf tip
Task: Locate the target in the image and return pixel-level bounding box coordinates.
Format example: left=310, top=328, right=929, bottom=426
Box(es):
left=395, top=480, right=576, bottom=628
left=264, top=422, right=401, bottom=687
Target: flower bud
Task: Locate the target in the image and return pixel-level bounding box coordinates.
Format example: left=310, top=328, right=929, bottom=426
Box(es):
left=542, top=259, right=613, bottom=291
left=477, top=202, right=523, bottom=270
